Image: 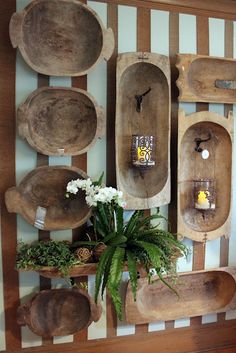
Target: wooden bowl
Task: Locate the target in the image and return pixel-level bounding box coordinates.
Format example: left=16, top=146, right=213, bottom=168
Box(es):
left=178, top=110, right=233, bottom=242
left=5, top=166, right=91, bottom=231
left=9, top=0, right=114, bottom=76
left=17, top=87, right=105, bottom=156
left=116, top=52, right=171, bottom=210
left=126, top=267, right=236, bottom=324
left=176, top=53, right=236, bottom=104
left=17, top=288, right=102, bottom=337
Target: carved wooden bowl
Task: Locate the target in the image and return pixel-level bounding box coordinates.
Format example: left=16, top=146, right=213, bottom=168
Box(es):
left=176, top=53, right=236, bottom=104
left=126, top=268, right=236, bottom=324
left=5, top=166, right=91, bottom=230
left=17, top=87, right=105, bottom=156
left=116, top=52, right=170, bottom=210
left=9, top=0, right=114, bottom=76
left=17, top=288, right=102, bottom=337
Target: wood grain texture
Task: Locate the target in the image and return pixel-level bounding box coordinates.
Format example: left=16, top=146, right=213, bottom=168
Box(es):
left=116, top=52, right=171, bottom=210
left=178, top=110, right=233, bottom=242
left=176, top=54, right=236, bottom=104
left=93, top=0, right=236, bottom=20
left=0, top=0, right=21, bottom=349
left=167, top=11, right=179, bottom=331
left=4, top=320, right=236, bottom=353
left=126, top=267, right=236, bottom=323
left=106, top=3, right=118, bottom=339
left=9, top=0, right=114, bottom=76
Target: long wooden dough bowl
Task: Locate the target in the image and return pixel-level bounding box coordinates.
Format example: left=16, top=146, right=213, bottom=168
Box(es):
left=116, top=52, right=171, bottom=210
left=17, top=288, right=102, bottom=337
left=17, top=87, right=105, bottom=156
left=178, top=109, right=233, bottom=242
left=125, top=267, right=236, bottom=324
left=9, top=0, right=114, bottom=76
left=176, top=53, right=236, bottom=104
left=5, top=166, right=91, bottom=231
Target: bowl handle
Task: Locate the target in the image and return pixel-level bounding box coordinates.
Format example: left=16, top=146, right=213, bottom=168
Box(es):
left=5, top=187, right=21, bottom=214
left=102, top=28, right=115, bottom=61
left=17, top=304, right=30, bottom=326
left=9, top=11, right=24, bottom=48
left=17, top=104, right=28, bottom=139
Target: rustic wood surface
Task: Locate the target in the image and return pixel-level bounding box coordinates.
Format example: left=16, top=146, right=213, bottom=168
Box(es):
left=176, top=54, right=236, bottom=104
left=125, top=267, right=236, bottom=324
left=5, top=166, right=91, bottom=230
left=9, top=0, right=114, bottom=76
left=178, top=110, right=233, bottom=242
left=116, top=52, right=171, bottom=210
left=17, top=288, right=102, bottom=337
left=17, top=86, right=105, bottom=156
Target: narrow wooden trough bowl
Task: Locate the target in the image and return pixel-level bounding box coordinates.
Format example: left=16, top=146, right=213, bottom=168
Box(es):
left=178, top=110, right=233, bottom=242
left=116, top=52, right=171, bottom=210
left=5, top=166, right=91, bottom=231
left=176, top=53, right=236, bottom=104
left=18, top=87, right=105, bottom=156
left=17, top=288, right=102, bottom=337
left=9, top=0, right=114, bottom=76
left=125, top=267, right=236, bottom=324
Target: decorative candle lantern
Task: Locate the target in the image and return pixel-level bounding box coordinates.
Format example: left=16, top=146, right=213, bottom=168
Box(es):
left=131, top=135, right=155, bottom=169
left=194, top=179, right=216, bottom=211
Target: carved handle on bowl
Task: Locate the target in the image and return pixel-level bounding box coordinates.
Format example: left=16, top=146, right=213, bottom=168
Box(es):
left=17, top=303, right=31, bottom=326
left=96, top=105, right=106, bottom=138
left=5, top=187, right=22, bottom=214
left=102, top=28, right=115, bottom=61
left=9, top=11, right=25, bottom=48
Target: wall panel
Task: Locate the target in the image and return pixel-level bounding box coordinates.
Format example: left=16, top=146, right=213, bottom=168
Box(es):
left=0, top=0, right=236, bottom=352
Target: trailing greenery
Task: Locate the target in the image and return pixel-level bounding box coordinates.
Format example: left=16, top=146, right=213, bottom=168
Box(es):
left=90, top=205, right=188, bottom=320
left=16, top=240, right=81, bottom=276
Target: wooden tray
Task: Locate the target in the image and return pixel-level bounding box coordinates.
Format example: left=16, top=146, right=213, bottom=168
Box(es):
left=125, top=267, right=236, bottom=324
left=18, top=87, right=105, bottom=156
left=116, top=52, right=171, bottom=210
left=17, top=288, right=102, bottom=337
left=5, top=166, right=91, bottom=231
left=9, top=0, right=114, bottom=76
left=176, top=53, right=236, bottom=104
left=178, top=110, right=233, bottom=242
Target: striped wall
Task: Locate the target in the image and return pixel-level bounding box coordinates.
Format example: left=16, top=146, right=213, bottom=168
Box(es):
left=0, top=0, right=236, bottom=351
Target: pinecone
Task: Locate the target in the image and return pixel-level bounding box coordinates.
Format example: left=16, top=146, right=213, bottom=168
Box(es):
left=93, top=243, right=107, bottom=262
left=75, top=247, right=92, bottom=263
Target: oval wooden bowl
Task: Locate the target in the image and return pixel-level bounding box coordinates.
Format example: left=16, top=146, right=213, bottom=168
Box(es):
left=176, top=53, right=236, bottom=104
left=125, top=267, right=236, bottom=324
left=5, top=166, right=91, bottom=231
left=17, top=87, right=105, bottom=156
left=116, top=52, right=171, bottom=210
left=17, top=288, right=102, bottom=337
left=178, top=110, right=233, bottom=242
left=9, top=0, right=114, bottom=76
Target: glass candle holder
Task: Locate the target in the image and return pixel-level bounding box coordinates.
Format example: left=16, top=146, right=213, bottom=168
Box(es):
left=131, top=135, right=156, bottom=169
left=194, top=179, right=216, bottom=211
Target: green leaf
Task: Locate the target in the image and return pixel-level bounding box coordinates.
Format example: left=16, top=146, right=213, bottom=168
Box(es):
left=108, top=235, right=127, bottom=246
left=132, top=241, right=162, bottom=269
left=95, top=246, right=115, bottom=303
left=108, top=247, right=125, bottom=289
left=126, top=250, right=138, bottom=301
left=107, top=284, right=123, bottom=321
left=96, top=203, right=111, bottom=233
left=70, top=241, right=98, bottom=248
left=124, top=211, right=144, bottom=238
left=116, top=206, right=124, bottom=236
left=103, top=232, right=117, bottom=244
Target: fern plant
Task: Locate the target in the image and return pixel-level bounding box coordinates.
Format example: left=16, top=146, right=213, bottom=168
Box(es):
left=66, top=176, right=188, bottom=320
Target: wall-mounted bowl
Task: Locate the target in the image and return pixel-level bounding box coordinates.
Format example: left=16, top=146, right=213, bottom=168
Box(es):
left=17, top=288, right=102, bottom=337
left=18, top=87, right=105, bottom=156
left=126, top=267, right=236, bottom=323
left=9, top=0, right=114, bottom=76
left=5, top=166, right=91, bottom=231
left=116, top=52, right=171, bottom=210
left=176, top=53, right=236, bottom=104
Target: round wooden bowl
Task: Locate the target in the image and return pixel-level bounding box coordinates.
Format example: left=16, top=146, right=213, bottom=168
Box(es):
left=5, top=166, right=91, bottom=231
left=17, top=288, right=102, bottom=337
left=17, top=87, right=105, bottom=156
left=9, top=0, right=114, bottom=76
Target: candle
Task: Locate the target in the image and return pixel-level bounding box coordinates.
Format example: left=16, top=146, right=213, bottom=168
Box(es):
left=132, top=135, right=155, bottom=168
left=194, top=179, right=216, bottom=211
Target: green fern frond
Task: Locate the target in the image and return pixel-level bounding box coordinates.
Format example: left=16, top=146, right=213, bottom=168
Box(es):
left=107, top=284, right=123, bottom=321
left=116, top=206, right=124, bottom=236
left=95, top=246, right=115, bottom=303
left=126, top=250, right=138, bottom=301
left=108, top=247, right=125, bottom=289
left=132, top=241, right=162, bottom=269
left=124, top=210, right=144, bottom=238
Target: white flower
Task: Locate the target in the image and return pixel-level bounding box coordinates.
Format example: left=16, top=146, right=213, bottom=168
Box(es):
left=66, top=181, right=78, bottom=194
left=85, top=195, right=97, bottom=207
